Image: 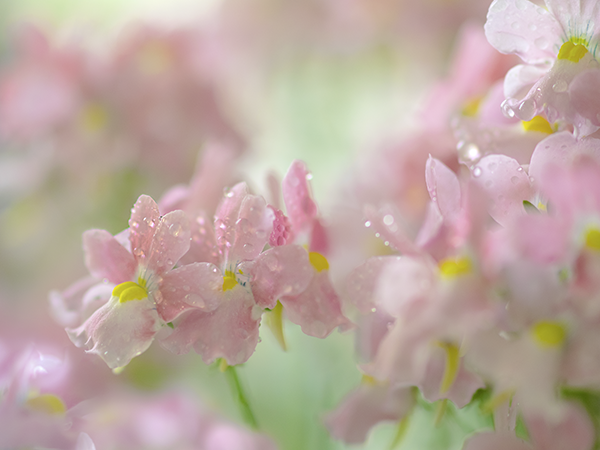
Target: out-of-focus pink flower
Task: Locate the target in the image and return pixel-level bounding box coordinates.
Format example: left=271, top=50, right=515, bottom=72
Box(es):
left=82, top=390, right=278, bottom=450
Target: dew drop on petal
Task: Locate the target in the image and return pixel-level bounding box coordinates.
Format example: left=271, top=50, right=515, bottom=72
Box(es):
left=510, top=176, right=520, bottom=185
left=472, top=167, right=482, bottom=177
left=364, top=220, right=371, bottom=228
left=518, top=98, right=537, bottom=121
left=383, top=215, right=394, bottom=226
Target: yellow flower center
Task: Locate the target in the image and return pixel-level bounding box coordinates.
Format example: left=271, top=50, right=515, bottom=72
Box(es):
left=26, top=393, right=67, bottom=415
left=522, top=116, right=554, bottom=134
left=113, top=278, right=148, bottom=303
left=309, top=252, right=329, bottom=272
left=438, top=257, right=472, bottom=278
left=222, top=270, right=237, bottom=291
left=585, top=227, right=600, bottom=251
left=557, top=40, right=588, bottom=63
left=531, top=321, right=567, bottom=348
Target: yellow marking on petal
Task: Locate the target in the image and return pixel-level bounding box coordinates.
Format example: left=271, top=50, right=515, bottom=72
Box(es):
left=482, top=390, right=514, bottom=414
left=361, top=374, right=378, bottom=386
left=389, top=414, right=411, bottom=449
left=522, top=116, right=554, bottom=134
left=438, top=257, right=472, bottom=278
left=557, top=40, right=588, bottom=63
left=112, top=281, right=148, bottom=303
left=218, top=358, right=229, bottom=372
left=462, top=97, right=482, bottom=117
left=222, top=270, right=237, bottom=291
left=137, top=277, right=147, bottom=289
left=112, top=366, right=125, bottom=375
left=26, top=394, right=66, bottom=415
left=79, top=103, right=108, bottom=133
left=309, top=252, right=329, bottom=272
left=537, top=202, right=547, bottom=212
left=264, top=301, right=287, bottom=351
left=531, top=321, right=567, bottom=348
left=434, top=399, right=448, bottom=427
left=585, top=228, right=600, bottom=251
left=438, top=342, right=460, bottom=394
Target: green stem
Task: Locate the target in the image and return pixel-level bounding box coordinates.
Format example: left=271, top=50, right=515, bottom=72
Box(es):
left=223, top=363, right=259, bottom=430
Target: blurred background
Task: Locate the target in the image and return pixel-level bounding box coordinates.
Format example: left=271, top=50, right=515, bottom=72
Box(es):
left=0, top=0, right=496, bottom=449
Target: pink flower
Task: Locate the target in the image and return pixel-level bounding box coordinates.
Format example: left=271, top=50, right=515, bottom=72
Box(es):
left=485, top=0, right=600, bottom=134
left=63, top=195, right=218, bottom=369
left=160, top=182, right=313, bottom=364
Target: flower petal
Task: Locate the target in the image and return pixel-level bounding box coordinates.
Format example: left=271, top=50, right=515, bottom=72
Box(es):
left=279, top=270, right=351, bottom=338
left=145, top=210, right=191, bottom=274
left=129, top=195, right=161, bottom=264
left=67, top=296, right=162, bottom=369
left=157, top=263, right=222, bottom=322
left=83, top=230, right=136, bottom=284
left=484, top=0, right=562, bottom=63
left=159, top=287, right=261, bottom=365
left=229, top=194, right=273, bottom=263
left=245, top=245, right=313, bottom=310
left=282, top=160, right=318, bottom=237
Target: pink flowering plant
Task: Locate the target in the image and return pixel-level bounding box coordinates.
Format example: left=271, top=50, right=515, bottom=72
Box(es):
left=6, top=0, right=600, bottom=448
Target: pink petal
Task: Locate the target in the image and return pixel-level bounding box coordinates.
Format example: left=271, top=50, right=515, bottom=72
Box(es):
left=546, top=0, right=600, bottom=39
left=346, top=256, right=399, bottom=314
left=425, top=156, right=461, bottom=223
left=67, top=296, right=163, bottom=369
left=245, top=245, right=313, bottom=310
left=159, top=288, right=261, bottom=365
left=282, top=160, right=318, bottom=236
left=527, top=402, right=595, bottom=450
left=419, top=348, right=485, bottom=407
left=570, top=69, right=600, bottom=127
left=514, top=215, right=569, bottom=263
left=83, top=230, right=136, bottom=284
left=323, top=384, right=414, bottom=444
left=50, top=280, right=113, bottom=329
left=179, top=213, right=222, bottom=266
left=214, top=182, right=248, bottom=259
left=145, top=210, right=191, bottom=274
left=375, top=256, right=437, bottom=319
left=471, top=154, right=532, bottom=226
left=157, top=263, right=223, bottom=322
left=49, top=276, right=101, bottom=327
left=529, top=132, right=600, bottom=185
left=484, top=0, right=562, bottom=64
left=129, top=195, right=161, bottom=264
left=229, top=194, right=273, bottom=262
left=363, top=205, right=421, bottom=256
left=280, top=270, right=350, bottom=339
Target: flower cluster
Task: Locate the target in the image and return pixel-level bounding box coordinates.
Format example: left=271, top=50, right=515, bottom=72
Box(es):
left=4, top=0, right=600, bottom=448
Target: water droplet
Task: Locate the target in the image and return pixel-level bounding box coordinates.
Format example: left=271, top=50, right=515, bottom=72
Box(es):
left=130, top=221, right=140, bottom=229
left=511, top=21, right=520, bottom=30
left=384, top=241, right=390, bottom=246
left=518, top=99, right=537, bottom=120
left=501, top=99, right=515, bottom=118
left=515, top=0, right=527, bottom=10
left=510, top=176, right=520, bottom=185
left=371, top=307, right=377, bottom=313
left=306, top=172, right=313, bottom=180
left=529, top=23, right=537, bottom=31
left=488, top=162, right=497, bottom=172
left=375, top=233, right=381, bottom=238
left=166, top=259, right=173, bottom=266
left=225, top=191, right=234, bottom=198
left=169, top=223, right=182, bottom=237
left=243, top=243, right=254, bottom=252
left=383, top=214, right=394, bottom=226
left=183, top=285, right=190, bottom=292
left=552, top=80, right=568, bottom=93
left=517, top=167, right=523, bottom=172
left=473, top=167, right=482, bottom=177
left=364, top=220, right=371, bottom=228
